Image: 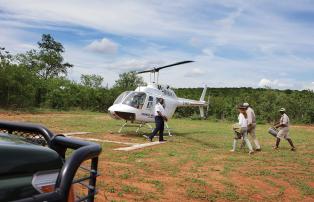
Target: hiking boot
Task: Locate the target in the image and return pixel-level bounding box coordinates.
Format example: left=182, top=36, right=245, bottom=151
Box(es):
left=143, top=135, right=152, bottom=142
left=255, top=148, right=262, bottom=152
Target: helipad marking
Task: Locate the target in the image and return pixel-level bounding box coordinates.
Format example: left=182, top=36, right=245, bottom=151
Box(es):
left=63, top=132, right=166, bottom=150
left=67, top=136, right=136, bottom=145
left=62, top=132, right=92, bottom=136
left=114, top=141, right=166, bottom=151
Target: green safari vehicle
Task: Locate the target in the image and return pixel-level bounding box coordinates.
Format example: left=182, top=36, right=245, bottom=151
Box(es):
left=0, top=120, right=102, bottom=202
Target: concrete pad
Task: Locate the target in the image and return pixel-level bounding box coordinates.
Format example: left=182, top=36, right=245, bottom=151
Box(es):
left=63, top=132, right=166, bottom=151
left=62, top=132, right=92, bottom=136
left=114, top=141, right=166, bottom=151
left=67, top=136, right=136, bottom=145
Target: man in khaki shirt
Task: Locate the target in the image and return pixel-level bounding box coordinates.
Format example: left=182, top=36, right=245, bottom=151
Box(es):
left=243, top=103, right=261, bottom=151
left=273, top=108, right=296, bottom=151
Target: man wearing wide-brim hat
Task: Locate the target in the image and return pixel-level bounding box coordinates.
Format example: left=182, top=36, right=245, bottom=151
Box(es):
left=243, top=102, right=261, bottom=151
left=273, top=108, right=296, bottom=151
left=230, top=104, right=254, bottom=154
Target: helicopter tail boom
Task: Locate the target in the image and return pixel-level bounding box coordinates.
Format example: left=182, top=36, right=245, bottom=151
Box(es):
left=176, top=87, right=208, bottom=118
left=177, top=98, right=207, bottom=107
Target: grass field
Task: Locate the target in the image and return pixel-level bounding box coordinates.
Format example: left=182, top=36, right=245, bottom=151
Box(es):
left=0, top=111, right=313, bottom=201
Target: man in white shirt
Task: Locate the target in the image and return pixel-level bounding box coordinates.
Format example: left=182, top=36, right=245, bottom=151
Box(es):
left=243, top=103, right=261, bottom=151
left=147, top=98, right=167, bottom=142
left=273, top=108, right=296, bottom=151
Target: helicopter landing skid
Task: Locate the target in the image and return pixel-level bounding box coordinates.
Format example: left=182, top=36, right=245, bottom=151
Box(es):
left=165, top=122, right=172, bottom=136
left=118, top=122, right=128, bottom=133
left=118, top=121, right=173, bottom=136
left=118, top=122, right=153, bottom=134
left=136, top=123, right=153, bottom=134
left=140, top=122, right=172, bottom=136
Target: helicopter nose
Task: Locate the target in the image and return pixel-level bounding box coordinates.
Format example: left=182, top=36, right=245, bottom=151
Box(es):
left=108, top=106, right=119, bottom=119
left=114, top=111, right=135, bottom=121
left=108, top=106, right=114, bottom=114
left=109, top=110, right=136, bottom=121
left=108, top=105, right=136, bottom=121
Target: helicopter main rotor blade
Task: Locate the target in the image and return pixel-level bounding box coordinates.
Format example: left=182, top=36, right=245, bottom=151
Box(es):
left=136, top=60, right=194, bottom=74
left=155, top=60, right=194, bottom=71
left=137, top=69, right=156, bottom=74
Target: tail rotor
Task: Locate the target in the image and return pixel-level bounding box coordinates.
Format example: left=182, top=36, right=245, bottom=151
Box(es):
left=199, top=86, right=208, bottom=119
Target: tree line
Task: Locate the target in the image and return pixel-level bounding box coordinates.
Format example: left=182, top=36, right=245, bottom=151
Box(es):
left=175, top=87, right=314, bottom=124
left=0, top=34, right=145, bottom=112
left=1, top=34, right=313, bottom=124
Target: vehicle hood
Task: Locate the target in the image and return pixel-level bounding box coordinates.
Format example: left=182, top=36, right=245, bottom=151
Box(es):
left=0, top=133, right=63, bottom=175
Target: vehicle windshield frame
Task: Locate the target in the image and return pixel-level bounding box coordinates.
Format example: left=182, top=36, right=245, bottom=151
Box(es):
left=122, top=92, right=147, bottom=109
left=114, top=91, right=131, bottom=104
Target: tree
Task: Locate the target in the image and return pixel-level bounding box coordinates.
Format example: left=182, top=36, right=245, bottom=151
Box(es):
left=1, top=47, right=37, bottom=108
left=15, top=34, right=74, bottom=106
left=113, top=71, right=146, bottom=90
left=17, top=34, right=73, bottom=79
left=0, top=47, right=13, bottom=68
left=81, top=74, right=104, bottom=88
left=16, top=49, right=39, bottom=74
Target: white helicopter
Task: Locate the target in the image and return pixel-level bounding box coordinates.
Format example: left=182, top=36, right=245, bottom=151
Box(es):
left=108, top=61, right=208, bottom=135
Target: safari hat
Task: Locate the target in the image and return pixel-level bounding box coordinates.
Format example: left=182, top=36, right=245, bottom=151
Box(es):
left=238, top=104, right=246, bottom=109
left=279, top=108, right=286, bottom=112
left=243, top=103, right=249, bottom=107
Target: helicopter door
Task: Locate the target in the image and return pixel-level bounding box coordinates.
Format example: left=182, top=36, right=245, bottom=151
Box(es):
left=146, top=96, right=154, bottom=109
left=143, top=96, right=155, bottom=120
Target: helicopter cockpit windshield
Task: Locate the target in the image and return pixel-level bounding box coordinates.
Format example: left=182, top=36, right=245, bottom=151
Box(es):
left=114, top=91, right=131, bottom=104
left=123, top=92, right=147, bottom=109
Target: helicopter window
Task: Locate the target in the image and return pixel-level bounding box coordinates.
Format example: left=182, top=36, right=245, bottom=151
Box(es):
left=123, top=92, right=147, bottom=109
left=147, top=96, right=154, bottom=109
left=114, top=91, right=131, bottom=104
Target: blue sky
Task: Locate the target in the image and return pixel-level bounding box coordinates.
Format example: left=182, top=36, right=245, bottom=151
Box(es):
left=0, top=0, right=314, bottom=90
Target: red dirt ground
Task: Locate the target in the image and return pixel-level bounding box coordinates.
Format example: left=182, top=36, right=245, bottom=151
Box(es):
left=1, top=112, right=313, bottom=202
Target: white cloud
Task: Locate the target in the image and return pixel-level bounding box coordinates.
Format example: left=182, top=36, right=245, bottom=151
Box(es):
left=302, top=82, right=314, bottom=91
left=0, top=0, right=205, bottom=38
left=217, top=8, right=243, bottom=31
left=105, top=59, right=159, bottom=72
left=86, top=38, right=118, bottom=54
left=279, top=72, right=288, bottom=77
left=0, top=1, right=314, bottom=89
left=189, top=37, right=204, bottom=47
left=258, top=78, right=297, bottom=89
left=0, top=27, right=38, bottom=53
left=259, top=78, right=273, bottom=87
left=184, top=68, right=205, bottom=78
left=202, top=48, right=215, bottom=58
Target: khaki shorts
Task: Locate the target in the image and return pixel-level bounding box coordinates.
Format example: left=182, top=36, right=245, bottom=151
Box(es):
left=247, top=123, right=256, bottom=138
left=277, top=127, right=290, bottom=139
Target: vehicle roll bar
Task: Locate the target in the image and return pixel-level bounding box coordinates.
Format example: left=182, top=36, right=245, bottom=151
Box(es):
left=0, top=121, right=102, bottom=202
